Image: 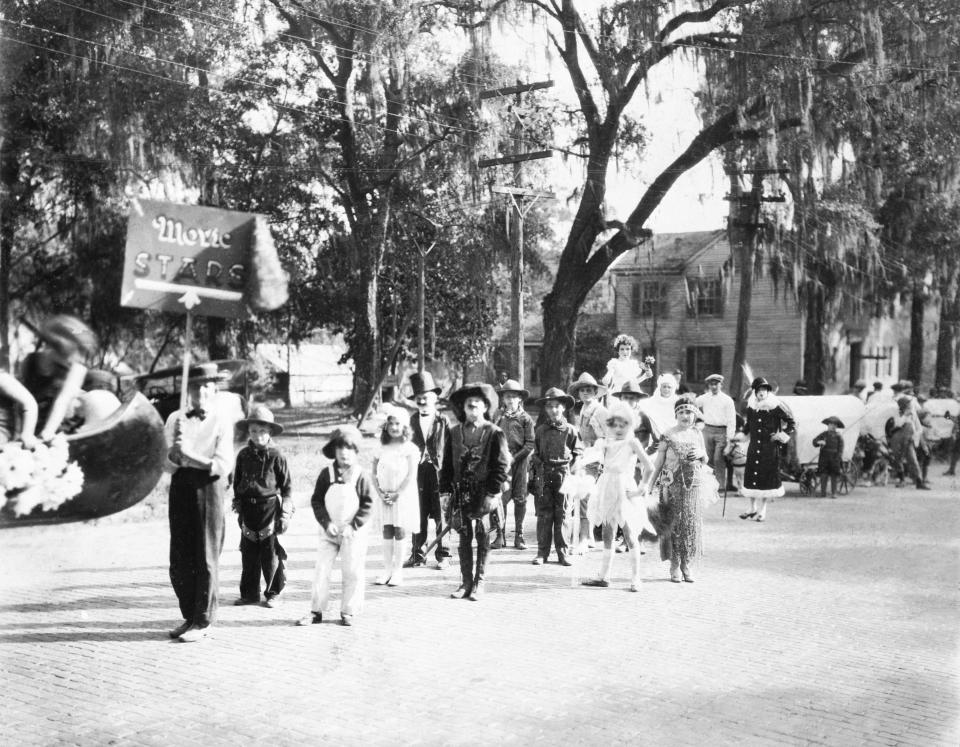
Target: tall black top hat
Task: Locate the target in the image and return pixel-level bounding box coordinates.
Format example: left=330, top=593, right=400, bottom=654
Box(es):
left=408, top=371, right=442, bottom=398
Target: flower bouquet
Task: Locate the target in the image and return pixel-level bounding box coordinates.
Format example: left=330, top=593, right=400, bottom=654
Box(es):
left=0, top=435, right=84, bottom=516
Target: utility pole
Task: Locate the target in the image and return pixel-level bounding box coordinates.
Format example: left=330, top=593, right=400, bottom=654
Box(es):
left=399, top=210, right=440, bottom=373
left=479, top=79, right=554, bottom=386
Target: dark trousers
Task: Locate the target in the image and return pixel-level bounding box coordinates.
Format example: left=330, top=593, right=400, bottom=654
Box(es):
left=456, top=514, right=490, bottom=591
left=169, top=468, right=225, bottom=627
left=535, top=471, right=570, bottom=560
left=239, top=536, right=286, bottom=601
left=411, top=463, right=450, bottom=562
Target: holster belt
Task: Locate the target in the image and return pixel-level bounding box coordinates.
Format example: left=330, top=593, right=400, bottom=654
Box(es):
left=241, top=523, right=275, bottom=542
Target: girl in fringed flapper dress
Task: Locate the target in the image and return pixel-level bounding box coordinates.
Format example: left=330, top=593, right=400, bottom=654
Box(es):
left=582, top=400, right=655, bottom=591
left=644, top=396, right=718, bottom=584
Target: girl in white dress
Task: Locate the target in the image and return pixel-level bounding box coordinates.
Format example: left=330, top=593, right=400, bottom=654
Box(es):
left=372, top=404, right=421, bottom=587
left=583, top=400, right=655, bottom=591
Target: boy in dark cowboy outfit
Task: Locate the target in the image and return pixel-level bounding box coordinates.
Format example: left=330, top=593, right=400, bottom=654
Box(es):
left=404, top=371, right=453, bottom=569
left=491, top=379, right=535, bottom=550
left=232, top=405, right=294, bottom=608
left=439, top=382, right=511, bottom=601
left=531, top=387, right=583, bottom=566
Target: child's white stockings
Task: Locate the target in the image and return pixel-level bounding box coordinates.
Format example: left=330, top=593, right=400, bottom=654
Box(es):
left=599, top=549, right=614, bottom=582
left=377, top=537, right=394, bottom=585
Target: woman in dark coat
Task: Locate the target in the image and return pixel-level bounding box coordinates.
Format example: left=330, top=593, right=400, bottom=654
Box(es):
left=739, top=377, right=795, bottom=522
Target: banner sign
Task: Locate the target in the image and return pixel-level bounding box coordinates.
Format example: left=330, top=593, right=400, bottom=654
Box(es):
left=120, top=200, right=256, bottom=319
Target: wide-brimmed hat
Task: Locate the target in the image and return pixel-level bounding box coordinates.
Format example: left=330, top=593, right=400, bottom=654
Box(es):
left=241, top=403, right=284, bottom=436
left=407, top=371, right=442, bottom=398
left=186, top=362, right=230, bottom=385
left=751, top=376, right=774, bottom=391
left=612, top=379, right=649, bottom=399
left=537, top=387, right=575, bottom=410
left=569, top=372, right=607, bottom=397
left=37, top=314, right=97, bottom=360
left=891, top=379, right=914, bottom=393
left=449, top=382, right=498, bottom=419
left=496, top=379, right=529, bottom=399
left=853, top=379, right=867, bottom=388
left=704, top=373, right=724, bottom=384
left=322, top=425, right=363, bottom=459
left=821, top=416, right=844, bottom=428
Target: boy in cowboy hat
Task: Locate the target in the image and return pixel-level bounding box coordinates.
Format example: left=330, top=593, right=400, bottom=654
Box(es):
left=164, top=362, right=235, bottom=642
left=812, top=416, right=845, bottom=498
left=232, top=405, right=293, bottom=607
left=569, top=372, right=608, bottom=552
left=531, top=387, right=583, bottom=566
left=492, top=379, right=534, bottom=550
left=439, top=383, right=511, bottom=600
left=298, top=425, right=376, bottom=626
left=404, top=371, right=453, bottom=569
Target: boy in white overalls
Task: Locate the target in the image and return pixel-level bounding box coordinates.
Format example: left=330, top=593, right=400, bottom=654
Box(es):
left=297, top=426, right=375, bottom=627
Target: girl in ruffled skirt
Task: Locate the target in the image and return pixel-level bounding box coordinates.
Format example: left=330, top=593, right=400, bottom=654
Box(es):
left=582, top=400, right=654, bottom=591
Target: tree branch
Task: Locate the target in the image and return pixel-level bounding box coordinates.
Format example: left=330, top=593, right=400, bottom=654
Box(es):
left=583, top=96, right=771, bottom=284
left=657, top=0, right=756, bottom=43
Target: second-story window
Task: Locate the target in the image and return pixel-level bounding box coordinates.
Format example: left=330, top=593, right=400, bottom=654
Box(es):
left=630, top=280, right=668, bottom=318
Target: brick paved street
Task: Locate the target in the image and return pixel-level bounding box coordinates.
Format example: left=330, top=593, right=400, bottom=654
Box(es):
left=1, top=473, right=957, bottom=745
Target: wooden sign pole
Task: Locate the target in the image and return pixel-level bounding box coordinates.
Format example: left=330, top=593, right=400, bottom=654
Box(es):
left=178, top=291, right=201, bottom=411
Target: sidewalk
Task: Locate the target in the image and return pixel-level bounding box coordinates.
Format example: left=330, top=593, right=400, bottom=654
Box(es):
left=1, top=474, right=958, bottom=745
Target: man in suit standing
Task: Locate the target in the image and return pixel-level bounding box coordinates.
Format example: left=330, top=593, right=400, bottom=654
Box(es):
left=404, top=372, right=453, bottom=569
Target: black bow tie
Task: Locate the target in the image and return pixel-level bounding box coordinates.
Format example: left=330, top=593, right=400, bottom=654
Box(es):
left=185, top=408, right=207, bottom=420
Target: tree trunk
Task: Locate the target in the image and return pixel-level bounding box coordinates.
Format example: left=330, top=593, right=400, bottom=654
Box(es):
left=540, top=293, right=579, bottom=391
left=907, top=287, right=925, bottom=385
left=0, top=141, right=17, bottom=370
left=935, top=268, right=959, bottom=390
left=803, top=287, right=825, bottom=391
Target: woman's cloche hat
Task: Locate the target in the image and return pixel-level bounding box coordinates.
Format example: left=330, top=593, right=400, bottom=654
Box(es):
left=750, top=376, right=774, bottom=392
left=241, top=403, right=284, bottom=436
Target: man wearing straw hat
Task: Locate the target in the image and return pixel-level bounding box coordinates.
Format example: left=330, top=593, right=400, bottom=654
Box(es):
left=164, top=363, right=235, bottom=642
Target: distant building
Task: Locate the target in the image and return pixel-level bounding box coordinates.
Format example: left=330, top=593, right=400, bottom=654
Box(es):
left=609, top=230, right=900, bottom=395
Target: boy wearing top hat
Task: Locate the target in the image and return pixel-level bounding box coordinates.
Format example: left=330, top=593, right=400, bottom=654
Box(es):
left=531, top=387, right=583, bottom=566
left=440, top=383, right=511, bottom=600
left=569, top=372, right=608, bottom=552
left=164, top=363, right=235, bottom=643
left=404, top=371, right=453, bottom=569
left=492, top=379, right=535, bottom=550
left=232, top=405, right=293, bottom=608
